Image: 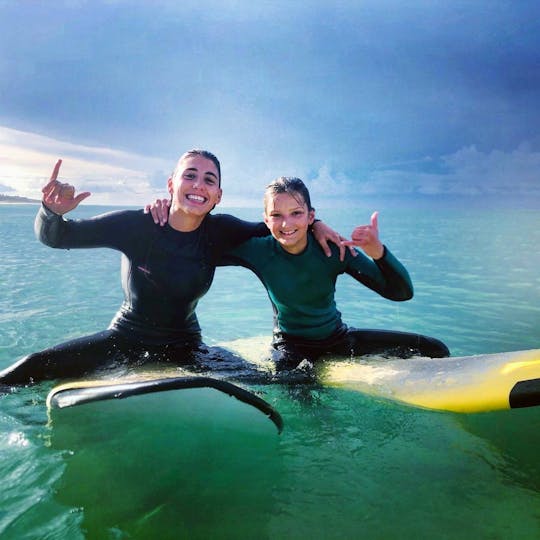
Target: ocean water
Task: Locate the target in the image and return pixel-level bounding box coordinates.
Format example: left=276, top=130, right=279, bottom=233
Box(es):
left=1, top=203, right=540, bottom=539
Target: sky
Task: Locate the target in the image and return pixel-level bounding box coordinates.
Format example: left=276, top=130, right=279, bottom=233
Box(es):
left=1, top=0, right=539, bottom=208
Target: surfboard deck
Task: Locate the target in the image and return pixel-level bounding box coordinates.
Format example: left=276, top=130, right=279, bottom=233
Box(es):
left=220, top=336, right=540, bottom=413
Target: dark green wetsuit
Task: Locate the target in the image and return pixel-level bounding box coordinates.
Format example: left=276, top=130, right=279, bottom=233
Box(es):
left=0, top=205, right=268, bottom=384
left=221, top=234, right=449, bottom=367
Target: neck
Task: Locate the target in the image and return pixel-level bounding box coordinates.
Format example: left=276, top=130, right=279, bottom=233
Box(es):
left=168, top=206, right=206, bottom=232
left=281, top=236, right=309, bottom=255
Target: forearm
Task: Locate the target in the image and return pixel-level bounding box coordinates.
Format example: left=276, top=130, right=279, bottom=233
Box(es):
left=34, top=203, right=130, bottom=250
left=347, top=246, right=413, bottom=301
left=373, top=246, right=414, bottom=300
left=34, top=203, right=68, bottom=248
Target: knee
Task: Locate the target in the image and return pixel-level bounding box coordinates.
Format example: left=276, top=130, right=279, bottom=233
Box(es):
left=421, top=336, right=450, bottom=358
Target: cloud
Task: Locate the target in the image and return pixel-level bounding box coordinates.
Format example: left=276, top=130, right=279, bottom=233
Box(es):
left=294, top=142, right=540, bottom=209
left=0, top=126, right=170, bottom=205
left=2, top=122, right=538, bottom=209
left=442, top=144, right=540, bottom=196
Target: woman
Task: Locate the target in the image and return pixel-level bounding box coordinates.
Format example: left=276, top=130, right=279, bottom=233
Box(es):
left=0, top=152, right=344, bottom=385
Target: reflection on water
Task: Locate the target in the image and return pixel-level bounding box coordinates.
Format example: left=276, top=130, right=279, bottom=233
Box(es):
left=457, top=406, right=540, bottom=493
left=48, top=386, right=282, bottom=539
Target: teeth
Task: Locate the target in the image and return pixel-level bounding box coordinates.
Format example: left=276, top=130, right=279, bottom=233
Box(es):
left=187, top=194, right=206, bottom=202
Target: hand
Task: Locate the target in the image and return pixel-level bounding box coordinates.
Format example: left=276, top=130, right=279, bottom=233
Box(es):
left=342, top=211, right=384, bottom=259
left=144, top=198, right=170, bottom=226
left=42, top=159, right=91, bottom=215
left=312, top=220, right=357, bottom=262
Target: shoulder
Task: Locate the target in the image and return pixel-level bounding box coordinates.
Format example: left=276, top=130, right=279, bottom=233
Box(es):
left=95, top=208, right=153, bottom=228
left=308, top=234, right=345, bottom=264
left=207, top=212, right=264, bottom=230
left=231, top=234, right=274, bottom=253
left=205, top=213, right=268, bottom=246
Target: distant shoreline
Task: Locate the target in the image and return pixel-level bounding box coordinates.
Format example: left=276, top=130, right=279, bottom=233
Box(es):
left=0, top=195, right=40, bottom=204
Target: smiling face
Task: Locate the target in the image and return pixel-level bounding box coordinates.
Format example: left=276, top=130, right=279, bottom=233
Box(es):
left=264, top=191, right=315, bottom=254
left=167, top=154, right=222, bottom=228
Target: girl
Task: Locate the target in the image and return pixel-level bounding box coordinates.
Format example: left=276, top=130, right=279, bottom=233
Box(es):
left=219, top=177, right=449, bottom=369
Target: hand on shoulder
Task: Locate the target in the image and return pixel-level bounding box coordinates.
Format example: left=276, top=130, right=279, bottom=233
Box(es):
left=144, top=198, right=171, bottom=226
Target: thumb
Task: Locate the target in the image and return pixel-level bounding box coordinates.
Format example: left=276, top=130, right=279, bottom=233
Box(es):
left=371, top=211, right=379, bottom=231
left=74, top=192, right=92, bottom=205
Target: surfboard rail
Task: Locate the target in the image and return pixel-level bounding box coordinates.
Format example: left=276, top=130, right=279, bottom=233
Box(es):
left=47, top=375, right=284, bottom=433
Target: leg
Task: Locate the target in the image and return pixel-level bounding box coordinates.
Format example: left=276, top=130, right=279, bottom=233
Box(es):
left=342, top=328, right=450, bottom=358
left=0, top=330, right=128, bottom=385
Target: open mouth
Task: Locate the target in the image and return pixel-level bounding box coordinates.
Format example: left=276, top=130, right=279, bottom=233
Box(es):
left=280, top=230, right=297, bottom=237
left=186, top=194, right=207, bottom=204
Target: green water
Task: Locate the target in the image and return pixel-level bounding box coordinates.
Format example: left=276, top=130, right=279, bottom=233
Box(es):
left=1, top=204, right=540, bottom=538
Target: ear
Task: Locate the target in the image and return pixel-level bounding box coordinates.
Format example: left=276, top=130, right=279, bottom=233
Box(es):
left=215, top=188, right=222, bottom=206
left=167, top=176, right=174, bottom=195
left=308, top=209, right=315, bottom=225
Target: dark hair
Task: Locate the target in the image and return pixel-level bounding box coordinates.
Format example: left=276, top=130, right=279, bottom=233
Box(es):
left=264, top=176, right=314, bottom=211
left=174, top=149, right=221, bottom=186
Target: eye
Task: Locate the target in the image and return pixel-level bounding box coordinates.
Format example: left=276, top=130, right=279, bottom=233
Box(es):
left=205, top=176, right=217, bottom=186
left=184, top=172, right=196, bottom=180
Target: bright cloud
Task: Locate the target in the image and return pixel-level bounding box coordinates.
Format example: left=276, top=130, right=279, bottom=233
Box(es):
left=0, top=126, right=170, bottom=205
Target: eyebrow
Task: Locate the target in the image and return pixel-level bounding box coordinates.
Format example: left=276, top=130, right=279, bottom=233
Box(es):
left=184, top=167, right=218, bottom=180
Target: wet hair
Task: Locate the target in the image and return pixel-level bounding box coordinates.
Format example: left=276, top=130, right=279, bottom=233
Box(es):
left=173, top=149, right=221, bottom=186
left=264, top=176, right=314, bottom=212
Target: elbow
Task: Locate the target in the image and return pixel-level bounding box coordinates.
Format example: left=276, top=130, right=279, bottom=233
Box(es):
left=402, top=284, right=414, bottom=301
left=402, top=290, right=414, bottom=301
left=394, top=292, right=413, bottom=302
left=387, top=286, right=413, bottom=302
left=34, top=225, right=61, bottom=248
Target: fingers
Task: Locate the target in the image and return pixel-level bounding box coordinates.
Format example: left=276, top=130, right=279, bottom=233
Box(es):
left=42, top=159, right=63, bottom=193
left=50, top=159, right=62, bottom=181
left=371, top=211, right=379, bottom=231
left=73, top=191, right=92, bottom=205
left=62, top=184, right=75, bottom=199
left=43, top=182, right=75, bottom=203
left=337, top=235, right=347, bottom=261
left=319, top=237, right=331, bottom=257
left=146, top=199, right=169, bottom=226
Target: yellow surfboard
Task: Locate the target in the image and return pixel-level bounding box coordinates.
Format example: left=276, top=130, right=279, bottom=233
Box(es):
left=221, top=337, right=540, bottom=413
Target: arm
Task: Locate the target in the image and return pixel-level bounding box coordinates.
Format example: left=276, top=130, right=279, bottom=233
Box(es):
left=145, top=198, right=352, bottom=257
left=34, top=205, right=133, bottom=250
left=35, top=160, right=134, bottom=250
left=345, top=246, right=413, bottom=301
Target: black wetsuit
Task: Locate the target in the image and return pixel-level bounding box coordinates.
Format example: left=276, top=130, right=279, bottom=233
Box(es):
left=0, top=205, right=267, bottom=384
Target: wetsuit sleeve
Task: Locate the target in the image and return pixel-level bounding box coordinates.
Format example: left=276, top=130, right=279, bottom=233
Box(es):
left=35, top=203, right=141, bottom=251
left=215, top=236, right=262, bottom=268
left=208, top=214, right=269, bottom=255
left=345, top=245, right=414, bottom=301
